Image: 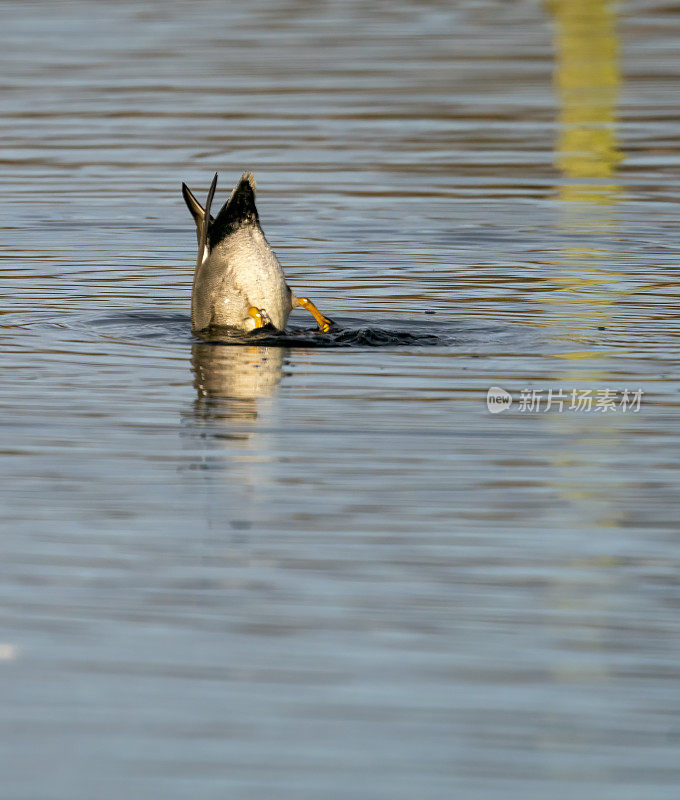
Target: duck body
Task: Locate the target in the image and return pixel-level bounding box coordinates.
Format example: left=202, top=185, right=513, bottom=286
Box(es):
left=183, top=172, right=292, bottom=333
left=193, top=218, right=293, bottom=332
left=183, top=171, right=334, bottom=335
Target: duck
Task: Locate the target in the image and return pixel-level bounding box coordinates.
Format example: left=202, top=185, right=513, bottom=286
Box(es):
left=182, top=172, right=334, bottom=334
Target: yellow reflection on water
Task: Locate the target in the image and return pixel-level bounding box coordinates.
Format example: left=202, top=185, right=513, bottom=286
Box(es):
left=546, top=0, right=626, bottom=333
left=544, top=2, right=629, bottom=523
left=550, top=0, right=623, bottom=204
left=541, top=4, right=627, bottom=699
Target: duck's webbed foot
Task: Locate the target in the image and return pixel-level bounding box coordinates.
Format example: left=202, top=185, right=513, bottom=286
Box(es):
left=294, top=296, right=334, bottom=333
left=248, top=306, right=272, bottom=329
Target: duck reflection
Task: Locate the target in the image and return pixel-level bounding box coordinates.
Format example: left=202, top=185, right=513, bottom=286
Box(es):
left=184, top=342, right=287, bottom=449
left=193, top=342, right=285, bottom=410
left=179, top=343, right=288, bottom=531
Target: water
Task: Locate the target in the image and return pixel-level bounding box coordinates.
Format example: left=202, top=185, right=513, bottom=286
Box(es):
left=2, top=1, right=680, bottom=797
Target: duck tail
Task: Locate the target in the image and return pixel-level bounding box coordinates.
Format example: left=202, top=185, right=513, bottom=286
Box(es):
left=210, top=171, right=259, bottom=246
left=195, top=173, right=218, bottom=274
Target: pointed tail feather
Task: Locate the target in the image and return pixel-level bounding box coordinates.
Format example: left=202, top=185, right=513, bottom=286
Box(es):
left=182, top=182, right=215, bottom=228
left=196, top=173, right=218, bottom=274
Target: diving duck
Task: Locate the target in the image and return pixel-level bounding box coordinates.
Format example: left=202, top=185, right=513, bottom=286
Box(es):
left=182, top=172, right=334, bottom=334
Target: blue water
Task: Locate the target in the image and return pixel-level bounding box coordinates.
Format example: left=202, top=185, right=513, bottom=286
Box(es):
left=1, top=1, right=679, bottom=798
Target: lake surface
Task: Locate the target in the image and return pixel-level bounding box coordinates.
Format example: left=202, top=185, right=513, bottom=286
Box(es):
left=2, top=1, right=680, bottom=797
